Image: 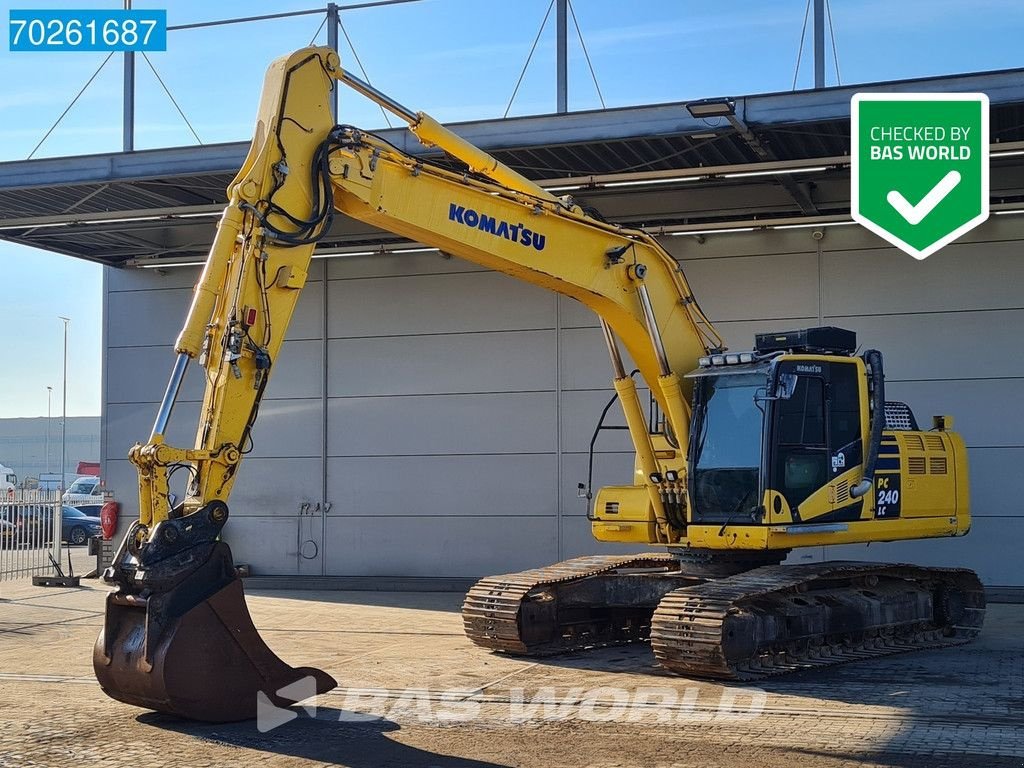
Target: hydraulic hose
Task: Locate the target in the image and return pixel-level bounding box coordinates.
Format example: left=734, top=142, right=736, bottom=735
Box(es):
left=851, top=349, right=884, bottom=499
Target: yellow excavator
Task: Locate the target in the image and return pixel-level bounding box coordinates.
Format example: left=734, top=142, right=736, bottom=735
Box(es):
left=94, top=47, right=985, bottom=722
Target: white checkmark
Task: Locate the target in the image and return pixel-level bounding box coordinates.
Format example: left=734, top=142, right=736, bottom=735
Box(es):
left=886, top=170, right=962, bottom=225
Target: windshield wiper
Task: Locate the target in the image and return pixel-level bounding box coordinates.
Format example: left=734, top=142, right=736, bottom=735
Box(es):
left=694, top=408, right=709, bottom=461
left=718, top=486, right=756, bottom=536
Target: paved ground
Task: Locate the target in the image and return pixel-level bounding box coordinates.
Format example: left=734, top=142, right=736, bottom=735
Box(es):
left=0, top=573, right=1021, bottom=768
left=0, top=542, right=95, bottom=582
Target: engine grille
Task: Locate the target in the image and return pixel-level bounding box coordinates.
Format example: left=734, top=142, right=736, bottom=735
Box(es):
left=884, top=401, right=919, bottom=430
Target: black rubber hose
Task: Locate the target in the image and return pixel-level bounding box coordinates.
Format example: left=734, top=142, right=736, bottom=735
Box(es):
left=852, top=349, right=884, bottom=499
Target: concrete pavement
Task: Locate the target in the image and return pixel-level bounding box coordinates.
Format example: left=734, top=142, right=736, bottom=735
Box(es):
left=0, top=576, right=1021, bottom=767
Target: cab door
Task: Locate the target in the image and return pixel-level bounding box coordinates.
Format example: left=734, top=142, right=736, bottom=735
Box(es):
left=824, top=360, right=864, bottom=518
left=769, top=360, right=864, bottom=522
left=771, top=369, right=830, bottom=520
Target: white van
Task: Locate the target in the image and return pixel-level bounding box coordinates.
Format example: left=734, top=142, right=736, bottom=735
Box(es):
left=62, top=475, right=103, bottom=507
left=0, top=464, right=16, bottom=496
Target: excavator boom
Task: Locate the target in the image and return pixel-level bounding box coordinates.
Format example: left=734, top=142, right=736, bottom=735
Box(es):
left=96, top=47, right=721, bottom=718
left=95, top=47, right=983, bottom=721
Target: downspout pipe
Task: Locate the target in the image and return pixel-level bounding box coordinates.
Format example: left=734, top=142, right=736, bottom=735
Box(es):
left=851, top=349, right=884, bottom=499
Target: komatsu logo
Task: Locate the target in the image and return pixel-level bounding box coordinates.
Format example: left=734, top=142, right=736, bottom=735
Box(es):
left=448, top=204, right=546, bottom=251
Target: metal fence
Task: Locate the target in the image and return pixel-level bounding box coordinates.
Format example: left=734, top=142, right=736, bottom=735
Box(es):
left=0, top=491, right=62, bottom=581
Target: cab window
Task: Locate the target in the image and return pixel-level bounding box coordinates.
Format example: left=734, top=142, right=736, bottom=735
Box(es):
left=829, top=362, right=861, bottom=452
left=774, top=375, right=828, bottom=509
left=777, top=376, right=825, bottom=447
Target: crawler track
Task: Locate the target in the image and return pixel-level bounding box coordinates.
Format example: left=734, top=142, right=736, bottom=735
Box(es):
left=464, top=556, right=986, bottom=680
left=463, top=554, right=681, bottom=655
left=651, top=561, right=986, bottom=680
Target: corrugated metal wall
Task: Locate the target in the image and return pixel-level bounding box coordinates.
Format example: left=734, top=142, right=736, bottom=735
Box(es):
left=101, top=215, right=1024, bottom=587
left=0, top=416, right=99, bottom=480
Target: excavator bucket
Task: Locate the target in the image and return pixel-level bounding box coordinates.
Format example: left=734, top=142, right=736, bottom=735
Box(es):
left=94, top=502, right=336, bottom=722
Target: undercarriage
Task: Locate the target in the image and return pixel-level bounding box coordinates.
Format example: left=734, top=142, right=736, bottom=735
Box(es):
left=463, top=551, right=985, bottom=679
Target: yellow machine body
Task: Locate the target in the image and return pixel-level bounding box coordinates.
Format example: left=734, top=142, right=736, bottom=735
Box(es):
left=592, top=354, right=971, bottom=550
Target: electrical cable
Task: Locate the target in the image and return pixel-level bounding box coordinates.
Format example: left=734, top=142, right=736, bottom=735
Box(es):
left=141, top=52, right=204, bottom=145
left=792, top=0, right=812, bottom=91
left=27, top=52, right=115, bottom=159
left=338, top=15, right=394, bottom=128
left=567, top=0, right=605, bottom=109
left=308, top=13, right=328, bottom=45
left=825, top=0, right=842, bottom=85
left=504, top=0, right=555, bottom=118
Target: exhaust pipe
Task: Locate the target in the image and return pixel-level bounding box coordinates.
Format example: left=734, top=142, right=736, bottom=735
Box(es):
left=851, top=349, right=884, bottom=499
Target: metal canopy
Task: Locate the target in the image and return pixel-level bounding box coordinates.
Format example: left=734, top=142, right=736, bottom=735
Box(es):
left=3, top=67, right=1024, bottom=266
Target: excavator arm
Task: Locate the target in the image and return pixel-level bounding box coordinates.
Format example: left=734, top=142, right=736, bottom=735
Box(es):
left=323, top=112, right=725, bottom=544
left=95, top=47, right=721, bottom=722
left=95, top=49, right=343, bottom=723
left=133, top=49, right=338, bottom=526
left=137, top=46, right=724, bottom=545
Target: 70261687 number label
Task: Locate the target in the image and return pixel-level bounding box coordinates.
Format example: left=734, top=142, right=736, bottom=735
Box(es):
left=9, top=9, right=166, bottom=52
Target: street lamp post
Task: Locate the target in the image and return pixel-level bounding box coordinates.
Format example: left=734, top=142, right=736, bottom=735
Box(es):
left=45, top=386, right=52, bottom=474
left=58, top=317, right=70, bottom=493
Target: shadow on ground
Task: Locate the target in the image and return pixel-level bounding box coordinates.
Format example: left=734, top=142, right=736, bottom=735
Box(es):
left=530, top=631, right=1022, bottom=709
left=139, top=708, right=510, bottom=767
left=246, top=588, right=465, bottom=613
left=791, top=747, right=1024, bottom=768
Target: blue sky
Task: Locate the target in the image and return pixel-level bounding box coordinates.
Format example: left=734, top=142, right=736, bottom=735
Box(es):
left=1, top=0, right=1023, bottom=417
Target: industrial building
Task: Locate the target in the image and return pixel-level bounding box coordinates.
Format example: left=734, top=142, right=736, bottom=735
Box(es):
left=0, top=416, right=99, bottom=482
left=1, top=56, right=1021, bottom=593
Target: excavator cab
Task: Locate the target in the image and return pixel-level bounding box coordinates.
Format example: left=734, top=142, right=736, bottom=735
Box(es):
left=681, top=324, right=970, bottom=542
left=687, top=326, right=870, bottom=529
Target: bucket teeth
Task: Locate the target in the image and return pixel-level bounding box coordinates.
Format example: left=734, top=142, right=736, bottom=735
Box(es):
left=94, top=508, right=336, bottom=723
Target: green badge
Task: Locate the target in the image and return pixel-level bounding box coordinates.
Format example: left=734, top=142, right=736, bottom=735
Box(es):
left=852, top=93, right=989, bottom=260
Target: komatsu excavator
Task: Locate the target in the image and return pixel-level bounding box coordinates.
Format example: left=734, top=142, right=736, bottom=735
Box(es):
left=94, top=48, right=985, bottom=722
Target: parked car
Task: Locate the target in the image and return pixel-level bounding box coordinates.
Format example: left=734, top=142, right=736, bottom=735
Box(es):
left=61, top=506, right=102, bottom=546
left=0, top=516, right=13, bottom=548
left=9, top=505, right=56, bottom=545
left=62, top=476, right=103, bottom=507
left=0, top=505, right=98, bottom=546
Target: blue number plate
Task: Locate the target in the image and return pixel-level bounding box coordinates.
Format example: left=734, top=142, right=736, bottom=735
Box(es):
left=9, top=9, right=167, bottom=52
